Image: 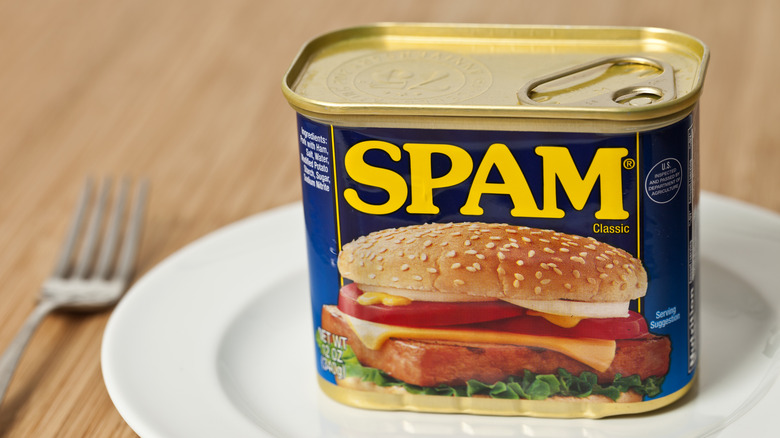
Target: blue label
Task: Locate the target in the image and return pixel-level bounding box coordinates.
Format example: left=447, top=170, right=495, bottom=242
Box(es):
left=297, top=112, right=697, bottom=403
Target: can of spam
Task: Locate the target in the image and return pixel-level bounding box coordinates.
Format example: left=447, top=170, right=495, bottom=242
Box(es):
left=282, top=23, right=708, bottom=418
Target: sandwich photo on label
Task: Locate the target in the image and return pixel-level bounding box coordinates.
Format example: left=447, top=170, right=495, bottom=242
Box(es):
left=320, top=222, right=670, bottom=402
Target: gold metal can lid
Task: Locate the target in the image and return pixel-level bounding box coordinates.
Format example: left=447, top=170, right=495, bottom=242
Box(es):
left=283, top=23, right=709, bottom=130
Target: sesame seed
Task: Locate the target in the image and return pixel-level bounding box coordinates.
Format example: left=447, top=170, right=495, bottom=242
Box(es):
left=413, top=275, right=423, bottom=281
left=544, top=247, right=555, bottom=254
left=454, top=279, right=465, bottom=286
left=540, top=238, right=551, bottom=243
left=559, top=247, right=570, bottom=253
left=564, top=283, right=572, bottom=290
left=490, top=236, right=502, bottom=240
left=420, top=254, right=428, bottom=261
left=464, top=240, right=472, bottom=246
left=570, top=256, right=586, bottom=264
left=510, top=243, right=519, bottom=248
left=497, top=267, right=506, bottom=275
left=554, top=268, right=563, bottom=276
left=446, top=250, right=456, bottom=257
left=486, top=242, right=496, bottom=249
left=451, top=232, right=462, bottom=236
left=400, top=264, right=410, bottom=271
left=573, top=270, right=581, bottom=278
left=587, top=278, right=598, bottom=284
left=535, top=271, right=543, bottom=279
left=396, top=251, right=404, bottom=257
left=513, top=279, right=520, bottom=288
left=473, top=263, right=481, bottom=271
left=528, top=250, right=536, bottom=257
left=466, top=266, right=477, bottom=272
left=369, top=274, right=376, bottom=279
left=476, top=254, right=486, bottom=260
left=392, top=277, right=399, bottom=282
left=599, top=273, right=608, bottom=279
left=585, top=244, right=597, bottom=250
left=376, top=266, right=383, bottom=271
left=516, top=259, right=524, bottom=266
left=427, top=268, right=438, bottom=273
left=605, top=264, right=614, bottom=269
left=452, top=263, right=462, bottom=269
left=514, top=273, right=524, bottom=281
left=465, top=249, right=477, bottom=255
left=540, top=263, right=549, bottom=270
left=541, top=279, right=552, bottom=285
left=506, top=228, right=517, bottom=234
left=497, top=252, right=506, bottom=260
left=620, top=283, right=628, bottom=290
left=423, top=240, right=433, bottom=247
left=522, top=237, right=532, bottom=243
left=408, top=254, right=417, bottom=260
left=534, top=286, right=542, bottom=294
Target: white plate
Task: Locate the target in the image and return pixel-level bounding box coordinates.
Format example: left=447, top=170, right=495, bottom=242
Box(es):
left=102, top=193, right=780, bottom=438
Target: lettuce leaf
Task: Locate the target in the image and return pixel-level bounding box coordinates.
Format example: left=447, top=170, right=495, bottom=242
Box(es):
left=331, top=343, right=664, bottom=401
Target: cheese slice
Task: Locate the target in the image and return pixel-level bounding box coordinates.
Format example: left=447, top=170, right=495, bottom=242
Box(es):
left=357, top=292, right=412, bottom=307
left=343, top=313, right=616, bottom=373
left=526, top=310, right=583, bottom=328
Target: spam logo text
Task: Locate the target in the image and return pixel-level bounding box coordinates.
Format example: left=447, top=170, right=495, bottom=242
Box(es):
left=343, top=141, right=630, bottom=220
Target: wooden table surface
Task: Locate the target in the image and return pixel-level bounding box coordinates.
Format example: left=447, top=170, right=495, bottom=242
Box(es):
left=1, top=0, right=778, bottom=436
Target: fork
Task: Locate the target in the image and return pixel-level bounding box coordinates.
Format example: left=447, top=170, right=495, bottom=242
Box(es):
left=0, top=177, right=149, bottom=405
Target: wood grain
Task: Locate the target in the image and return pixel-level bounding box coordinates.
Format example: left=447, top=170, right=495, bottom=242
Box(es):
left=0, top=0, right=777, bottom=436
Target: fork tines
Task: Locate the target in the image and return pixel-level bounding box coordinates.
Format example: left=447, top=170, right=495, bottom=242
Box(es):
left=53, top=178, right=149, bottom=282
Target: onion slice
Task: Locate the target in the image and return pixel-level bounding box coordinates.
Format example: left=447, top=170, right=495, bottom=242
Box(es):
left=501, top=298, right=630, bottom=318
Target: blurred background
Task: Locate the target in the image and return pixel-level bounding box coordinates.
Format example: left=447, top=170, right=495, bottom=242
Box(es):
left=0, top=0, right=778, bottom=436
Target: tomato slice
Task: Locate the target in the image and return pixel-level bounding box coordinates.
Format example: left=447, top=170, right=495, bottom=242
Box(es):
left=337, top=283, right=650, bottom=339
left=470, top=311, right=649, bottom=340
left=337, top=283, right=525, bottom=327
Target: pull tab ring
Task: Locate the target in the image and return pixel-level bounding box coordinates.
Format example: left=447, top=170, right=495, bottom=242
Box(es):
left=517, top=56, right=676, bottom=107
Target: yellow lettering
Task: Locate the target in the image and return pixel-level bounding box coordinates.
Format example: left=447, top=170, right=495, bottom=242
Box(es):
left=536, top=146, right=629, bottom=220
left=343, top=141, right=407, bottom=215
left=460, top=144, right=548, bottom=217
left=404, top=144, right=473, bottom=214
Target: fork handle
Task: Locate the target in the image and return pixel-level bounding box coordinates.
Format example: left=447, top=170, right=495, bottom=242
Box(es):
left=0, top=299, right=60, bottom=405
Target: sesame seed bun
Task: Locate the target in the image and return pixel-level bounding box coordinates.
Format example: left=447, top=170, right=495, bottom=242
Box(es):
left=337, top=222, right=647, bottom=303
